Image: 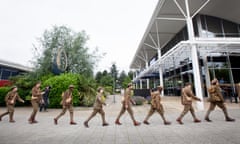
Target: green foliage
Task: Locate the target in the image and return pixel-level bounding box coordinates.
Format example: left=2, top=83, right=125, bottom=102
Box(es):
left=42, top=73, right=79, bottom=108
left=0, top=87, right=10, bottom=106
left=122, top=76, right=132, bottom=88
left=41, top=73, right=97, bottom=107
left=77, top=75, right=97, bottom=107
left=33, top=25, right=103, bottom=78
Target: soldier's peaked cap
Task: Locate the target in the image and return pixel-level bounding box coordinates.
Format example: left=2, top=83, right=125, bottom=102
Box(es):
left=69, top=85, right=75, bottom=88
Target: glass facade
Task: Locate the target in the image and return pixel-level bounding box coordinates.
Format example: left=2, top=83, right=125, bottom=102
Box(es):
left=136, top=14, right=240, bottom=99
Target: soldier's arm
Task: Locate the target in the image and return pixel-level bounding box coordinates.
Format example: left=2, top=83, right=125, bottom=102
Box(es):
left=187, top=91, right=201, bottom=101
left=5, top=92, right=10, bottom=103
left=17, top=94, right=25, bottom=103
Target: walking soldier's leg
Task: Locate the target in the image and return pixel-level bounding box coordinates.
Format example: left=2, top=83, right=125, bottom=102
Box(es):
left=99, top=109, right=109, bottom=126
left=189, top=104, right=201, bottom=123
left=156, top=104, right=171, bottom=125
left=217, top=102, right=235, bottom=122
left=0, top=106, right=10, bottom=120
left=29, top=100, right=39, bottom=123
left=54, top=106, right=67, bottom=125
left=69, top=105, right=76, bottom=125
left=115, top=105, right=126, bottom=125
left=205, top=102, right=216, bottom=122
left=127, top=105, right=140, bottom=126
left=8, top=105, right=15, bottom=122
left=176, top=105, right=191, bottom=124
left=143, top=105, right=155, bottom=125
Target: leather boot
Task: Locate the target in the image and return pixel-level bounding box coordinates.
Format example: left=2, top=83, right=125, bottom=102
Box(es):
left=205, top=117, right=212, bottom=122
left=176, top=118, right=183, bottom=125
left=226, top=117, right=235, bottom=122
left=115, top=119, right=122, bottom=125
left=133, top=121, right=141, bottom=126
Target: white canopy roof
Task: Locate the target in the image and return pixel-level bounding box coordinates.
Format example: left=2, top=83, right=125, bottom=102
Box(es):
left=130, top=0, right=240, bottom=69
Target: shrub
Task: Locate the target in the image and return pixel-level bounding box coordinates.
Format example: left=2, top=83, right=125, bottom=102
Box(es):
left=0, top=87, right=10, bottom=106
left=42, top=73, right=79, bottom=108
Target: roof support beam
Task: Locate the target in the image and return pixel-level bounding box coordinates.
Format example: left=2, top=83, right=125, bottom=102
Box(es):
left=144, top=43, right=158, bottom=50
left=191, top=0, right=211, bottom=18
left=155, top=21, right=160, bottom=49
left=174, top=0, right=187, bottom=18
left=156, top=17, right=185, bottom=21
left=148, top=33, right=158, bottom=48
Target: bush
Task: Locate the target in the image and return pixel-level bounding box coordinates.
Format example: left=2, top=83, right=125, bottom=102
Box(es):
left=42, top=73, right=98, bottom=108
left=42, top=73, right=79, bottom=108
left=0, top=87, right=10, bottom=106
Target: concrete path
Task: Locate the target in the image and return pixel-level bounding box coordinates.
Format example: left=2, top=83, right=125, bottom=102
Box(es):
left=0, top=95, right=240, bottom=144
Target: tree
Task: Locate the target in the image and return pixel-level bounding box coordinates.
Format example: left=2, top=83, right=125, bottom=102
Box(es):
left=33, top=25, right=101, bottom=77
left=119, top=70, right=127, bottom=87
left=110, top=63, right=118, bottom=92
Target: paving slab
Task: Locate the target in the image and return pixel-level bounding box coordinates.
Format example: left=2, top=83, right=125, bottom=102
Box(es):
left=0, top=95, right=240, bottom=144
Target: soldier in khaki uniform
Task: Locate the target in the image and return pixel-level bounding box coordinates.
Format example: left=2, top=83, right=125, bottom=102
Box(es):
left=143, top=86, right=171, bottom=125
left=84, top=87, right=109, bottom=128
left=54, top=85, right=77, bottom=125
left=0, top=86, right=24, bottom=122
left=205, top=78, right=235, bottom=122
left=176, top=83, right=201, bottom=124
left=28, top=82, right=44, bottom=124
left=115, top=83, right=141, bottom=126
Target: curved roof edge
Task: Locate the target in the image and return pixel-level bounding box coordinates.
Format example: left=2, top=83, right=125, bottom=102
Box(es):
left=0, top=59, right=33, bottom=72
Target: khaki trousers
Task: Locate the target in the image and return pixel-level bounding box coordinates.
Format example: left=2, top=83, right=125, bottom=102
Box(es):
left=144, top=105, right=166, bottom=122
left=29, top=100, right=39, bottom=121
left=0, top=104, right=14, bottom=120
left=116, top=104, right=136, bottom=122
left=85, top=108, right=106, bottom=124
left=179, top=104, right=197, bottom=119
left=205, top=102, right=229, bottom=119
left=55, top=105, right=74, bottom=122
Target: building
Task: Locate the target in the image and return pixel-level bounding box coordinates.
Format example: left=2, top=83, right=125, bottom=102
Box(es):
left=130, top=0, right=240, bottom=110
left=0, top=59, right=32, bottom=86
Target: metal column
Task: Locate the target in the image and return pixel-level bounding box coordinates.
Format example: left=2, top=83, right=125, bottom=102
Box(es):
left=185, top=0, right=204, bottom=110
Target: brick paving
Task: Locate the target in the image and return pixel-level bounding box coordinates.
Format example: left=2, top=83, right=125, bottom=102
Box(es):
left=0, top=95, right=240, bottom=144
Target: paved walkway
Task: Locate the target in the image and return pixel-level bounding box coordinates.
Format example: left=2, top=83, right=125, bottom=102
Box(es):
left=0, top=95, right=240, bottom=144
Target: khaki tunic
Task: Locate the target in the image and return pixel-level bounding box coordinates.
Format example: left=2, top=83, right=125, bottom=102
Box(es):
left=181, top=87, right=200, bottom=105
left=29, top=86, right=42, bottom=121
left=179, top=86, right=200, bottom=118
left=207, top=85, right=226, bottom=111
left=2, top=91, right=24, bottom=115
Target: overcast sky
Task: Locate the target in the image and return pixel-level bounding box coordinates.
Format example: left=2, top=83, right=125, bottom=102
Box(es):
left=0, top=0, right=158, bottom=73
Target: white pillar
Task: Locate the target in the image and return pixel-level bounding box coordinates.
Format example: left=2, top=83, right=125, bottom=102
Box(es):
left=140, top=79, right=143, bottom=89
left=203, top=56, right=211, bottom=97
left=185, top=0, right=204, bottom=110
left=158, top=49, right=164, bottom=96
left=147, top=79, right=150, bottom=89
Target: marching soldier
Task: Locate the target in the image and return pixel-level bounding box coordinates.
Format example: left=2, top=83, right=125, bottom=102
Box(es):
left=0, top=86, right=24, bottom=122
left=84, top=87, right=109, bottom=128
left=205, top=78, right=235, bottom=122
left=28, top=81, right=44, bottom=124
left=176, top=83, right=201, bottom=124
left=54, top=85, right=77, bottom=125
left=143, top=86, right=171, bottom=125
left=115, top=83, right=141, bottom=126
